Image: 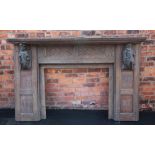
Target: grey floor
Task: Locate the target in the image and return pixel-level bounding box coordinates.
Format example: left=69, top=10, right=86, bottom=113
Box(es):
left=0, top=109, right=155, bottom=125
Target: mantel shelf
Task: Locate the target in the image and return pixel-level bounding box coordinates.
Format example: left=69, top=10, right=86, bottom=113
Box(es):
left=7, top=36, right=146, bottom=45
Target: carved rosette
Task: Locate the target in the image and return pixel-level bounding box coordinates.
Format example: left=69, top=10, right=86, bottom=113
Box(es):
left=122, top=43, right=135, bottom=70
left=19, top=43, right=32, bottom=70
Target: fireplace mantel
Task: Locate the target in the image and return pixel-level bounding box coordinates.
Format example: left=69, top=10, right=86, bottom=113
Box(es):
left=8, top=36, right=146, bottom=45
left=8, top=36, right=146, bottom=122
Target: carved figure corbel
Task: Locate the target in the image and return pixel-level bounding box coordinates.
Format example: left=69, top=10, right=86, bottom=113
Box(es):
left=19, top=43, right=31, bottom=70
left=122, top=43, right=135, bottom=70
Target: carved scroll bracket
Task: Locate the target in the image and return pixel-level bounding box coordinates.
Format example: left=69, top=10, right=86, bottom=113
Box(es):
left=122, top=43, right=135, bottom=70
left=19, top=43, right=32, bottom=70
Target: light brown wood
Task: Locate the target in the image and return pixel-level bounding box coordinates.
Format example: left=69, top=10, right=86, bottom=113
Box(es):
left=38, top=45, right=115, bottom=64
left=7, top=36, right=146, bottom=45
left=117, top=44, right=140, bottom=121
left=31, top=46, right=40, bottom=121
left=108, top=65, right=114, bottom=119
left=10, top=37, right=144, bottom=122
left=133, top=44, right=140, bottom=121
left=40, top=66, right=46, bottom=119
left=14, top=45, right=21, bottom=121
left=15, top=46, right=41, bottom=121
left=114, top=45, right=121, bottom=121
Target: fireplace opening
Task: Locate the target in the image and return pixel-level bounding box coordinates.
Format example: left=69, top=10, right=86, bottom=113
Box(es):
left=44, top=66, right=109, bottom=111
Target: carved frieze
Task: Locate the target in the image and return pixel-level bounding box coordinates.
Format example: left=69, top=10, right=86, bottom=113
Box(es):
left=78, top=45, right=115, bottom=58
left=38, top=45, right=115, bottom=64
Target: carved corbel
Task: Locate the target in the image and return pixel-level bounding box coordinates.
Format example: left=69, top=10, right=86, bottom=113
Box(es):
left=122, top=43, right=135, bottom=70
left=19, top=43, right=31, bottom=70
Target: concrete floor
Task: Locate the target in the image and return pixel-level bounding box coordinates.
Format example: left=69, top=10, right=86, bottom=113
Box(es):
left=0, top=109, right=155, bottom=125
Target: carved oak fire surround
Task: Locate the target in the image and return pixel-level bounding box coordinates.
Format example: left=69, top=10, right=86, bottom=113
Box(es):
left=8, top=36, right=146, bottom=121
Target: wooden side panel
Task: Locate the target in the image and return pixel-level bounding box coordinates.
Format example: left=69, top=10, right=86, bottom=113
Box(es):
left=133, top=44, right=140, bottom=121
left=15, top=46, right=40, bottom=121
left=114, top=44, right=140, bottom=121
left=113, top=45, right=121, bottom=121
left=108, top=65, right=114, bottom=119
left=14, top=45, right=21, bottom=120
left=120, top=71, right=134, bottom=115
left=40, top=66, right=46, bottom=119
left=20, top=70, right=33, bottom=114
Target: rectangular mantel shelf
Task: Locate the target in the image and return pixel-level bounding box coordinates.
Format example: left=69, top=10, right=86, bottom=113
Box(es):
left=8, top=36, right=146, bottom=45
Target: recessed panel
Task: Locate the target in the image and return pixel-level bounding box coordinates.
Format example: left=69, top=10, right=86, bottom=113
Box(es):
left=20, top=95, right=33, bottom=114
left=20, top=70, right=32, bottom=89
left=121, top=71, right=133, bottom=89
left=120, top=95, right=133, bottom=113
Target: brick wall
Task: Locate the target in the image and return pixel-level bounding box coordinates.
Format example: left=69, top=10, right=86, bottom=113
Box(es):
left=0, top=30, right=155, bottom=111
left=45, top=68, right=109, bottom=110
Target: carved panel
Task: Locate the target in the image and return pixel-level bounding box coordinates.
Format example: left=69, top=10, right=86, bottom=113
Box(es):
left=38, top=45, right=115, bottom=64
left=121, top=71, right=133, bottom=89
left=20, top=68, right=33, bottom=115
left=38, top=45, right=75, bottom=59
left=120, top=95, right=133, bottom=113
left=20, top=95, right=33, bottom=113
left=20, top=71, right=32, bottom=89
left=78, top=45, right=115, bottom=58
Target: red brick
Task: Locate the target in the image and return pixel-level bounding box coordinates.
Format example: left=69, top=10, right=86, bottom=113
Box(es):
left=151, top=34, right=155, bottom=39
left=104, top=30, right=116, bottom=35
left=64, top=92, right=75, bottom=96
left=15, top=33, right=28, bottom=38
left=47, top=92, right=59, bottom=96
left=143, top=92, right=154, bottom=95
left=83, top=83, right=95, bottom=87
left=0, top=98, right=8, bottom=101
left=46, top=88, right=59, bottom=93
left=0, top=56, right=4, bottom=60
left=73, top=68, right=87, bottom=73
left=149, top=46, right=155, bottom=51
left=46, top=84, right=58, bottom=88
left=143, top=77, right=155, bottom=81
left=47, top=79, right=59, bottom=83
left=0, top=30, right=154, bottom=110
left=88, top=68, right=101, bottom=72
left=101, top=68, right=109, bottom=72
left=37, top=33, right=45, bottom=38
left=4, top=70, right=14, bottom=74
left=61, top=69, right=72, bottom=73
left=0, top=33, right=8, bottom=38
left=87, top=78, right=100, bottom=83
left=65, top=74, right=78, bottom=77
left=127, top=30, right=139, bottom=34
left=147, top=57, right=155, bottom=61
